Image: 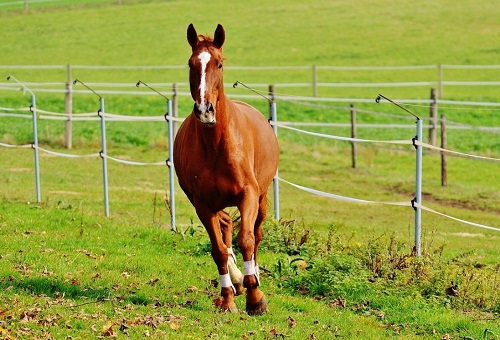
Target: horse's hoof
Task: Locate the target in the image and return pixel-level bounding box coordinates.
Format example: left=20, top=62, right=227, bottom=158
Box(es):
left=221, top=307, right=239, bottom=313
left=220, top=303, right=238, bottom=313
left=246, top=296, right=267, bottom=316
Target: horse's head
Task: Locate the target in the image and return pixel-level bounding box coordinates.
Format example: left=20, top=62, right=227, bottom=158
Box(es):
left=187, top=23, right=225, bottom=125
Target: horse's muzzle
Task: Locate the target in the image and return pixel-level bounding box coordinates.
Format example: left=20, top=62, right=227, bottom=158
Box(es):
left=193, top=102, right=216, bottom=124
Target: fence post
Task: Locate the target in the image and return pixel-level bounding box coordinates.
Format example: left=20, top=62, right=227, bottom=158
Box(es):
left=414, top=119, right=423, bottom=256
left=166, top=99, right=176, bottom=231
left=98, top=98, right=110, bottom=217
left=441, top=115, right=447, bottom=187
left=65, top=64, right=73, bottom=149
left=312, top=65, right=317, bottom=97
left=269, top=85, right=280, bottom=221
left=172, top=83, right=178, bottom=136
left=350, top=104, right=357, bottom=168
left=31, top=94, right=41, bottom=203
left=270, top=100, right=279, bottom=222
left=428, top=88, right=437, bottom=146
left=8, top=76, right=41, bottom=202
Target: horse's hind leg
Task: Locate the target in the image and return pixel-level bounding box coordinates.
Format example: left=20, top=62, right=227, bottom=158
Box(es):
left=219, top=211, right=245, bottom=295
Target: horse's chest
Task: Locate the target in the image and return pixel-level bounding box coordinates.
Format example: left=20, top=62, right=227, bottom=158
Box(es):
left=183, top=155, right=247, bottom=205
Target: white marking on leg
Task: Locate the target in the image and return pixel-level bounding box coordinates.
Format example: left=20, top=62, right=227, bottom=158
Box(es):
left=220, top=273, right=236, bottom=294
left=227, top=247, right=237, bottom=264
left=243, top=254, right=260, bottom=286
left=198, top=51, right=211, bottom=113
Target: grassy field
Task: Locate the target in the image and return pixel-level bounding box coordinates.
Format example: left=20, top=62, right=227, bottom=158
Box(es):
left=1, top=0, right=499, bottom=338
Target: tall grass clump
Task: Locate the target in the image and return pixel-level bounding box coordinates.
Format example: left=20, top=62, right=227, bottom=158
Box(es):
left=264, top=221, right=499, bottom=336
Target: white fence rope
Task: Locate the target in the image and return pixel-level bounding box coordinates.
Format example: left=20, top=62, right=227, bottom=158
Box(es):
left=278, top=177, right=411, bottom=206
left=1, top=104, right=499, bottom=233
left=272, top=122, right=500, bottom=162
left=279, top=178, right=500, bottom=232
left=36, top=145, right=100, bottom=158
left=272, top=121, right=414, bottom=145
left=0, top=142, right=32, bottom=149
left=103, top=154, right=165, bottom=166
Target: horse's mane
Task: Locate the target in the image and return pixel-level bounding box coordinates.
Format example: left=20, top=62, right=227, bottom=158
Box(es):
left=197, top=34, right=225, bottom=55
left=198, top=34, right=214, bottom=43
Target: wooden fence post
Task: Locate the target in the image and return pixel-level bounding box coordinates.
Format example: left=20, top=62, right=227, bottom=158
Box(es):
left=64, top=64, right=73, bottom=149
left=350, top=104, right=357, bottom=168
left=428, top=88, right=437, bottom=146
left=441, top=115, right=447, bottom=186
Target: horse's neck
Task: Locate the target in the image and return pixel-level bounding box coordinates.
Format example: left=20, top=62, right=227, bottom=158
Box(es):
left=199, top=95, right=233, bottom=149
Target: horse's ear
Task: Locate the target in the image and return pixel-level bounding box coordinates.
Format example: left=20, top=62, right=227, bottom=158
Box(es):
left=187, top=23, right=198, bottom=49
left=213, top=24, right=225, bottom=49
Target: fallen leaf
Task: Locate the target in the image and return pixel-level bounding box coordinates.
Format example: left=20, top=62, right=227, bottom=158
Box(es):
left=329, top=296, right=346, bottom=309
left=148, top=278, right=160, bottom=285
left=287, top=316, right=297, bottom=328
left=169, top=321, right=181, bottom=330
left=101, top=322, right=116, bottom=337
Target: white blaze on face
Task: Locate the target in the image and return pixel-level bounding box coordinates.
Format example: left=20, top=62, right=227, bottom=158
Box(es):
left=197, top=51, right=211, bottom=113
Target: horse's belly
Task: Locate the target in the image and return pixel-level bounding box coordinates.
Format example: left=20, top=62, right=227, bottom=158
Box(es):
left=185, top=172, right=241, bottom=210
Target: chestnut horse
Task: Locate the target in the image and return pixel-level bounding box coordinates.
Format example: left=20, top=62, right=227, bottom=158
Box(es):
left=173, top=23, right=279, bottom=315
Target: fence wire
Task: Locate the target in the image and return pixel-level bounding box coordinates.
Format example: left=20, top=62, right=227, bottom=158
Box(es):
left=1, top=104, right=499, bottom=233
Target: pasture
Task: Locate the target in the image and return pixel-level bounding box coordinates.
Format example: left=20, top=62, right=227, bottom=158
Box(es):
left=1, top=0, right=499, bottom=338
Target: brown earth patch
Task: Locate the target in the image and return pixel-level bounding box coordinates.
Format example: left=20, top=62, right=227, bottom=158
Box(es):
left=389, top=185, right=499, bottom=214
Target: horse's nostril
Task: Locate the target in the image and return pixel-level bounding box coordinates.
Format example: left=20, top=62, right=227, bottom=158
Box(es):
left=208, top=102, right=214, bottom=113
left=193, top=103, right=201, bottom=115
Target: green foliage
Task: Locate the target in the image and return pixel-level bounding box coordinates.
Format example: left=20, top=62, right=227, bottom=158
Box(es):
left=265, top=224, right=499, bottom=336
left=0, top=1, right=499, bottom=338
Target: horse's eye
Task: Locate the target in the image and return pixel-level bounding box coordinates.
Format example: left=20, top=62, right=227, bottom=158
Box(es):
left=218, top=63, right=223, bottom=69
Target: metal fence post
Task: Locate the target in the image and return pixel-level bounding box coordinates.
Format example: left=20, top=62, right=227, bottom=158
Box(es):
left=172, top=83, right=178, bottom=136
left=31, top=93, right=41, bottom=203
left=8, top=76, right=41, bottom=202
left=98, top=98, right=110, bottom=217
left=167, top=99, right=176, bottom=231
left=350, top=104, right=357, bottom=168
left=270, top=100, right=280, bottom=222
left=414, top=119, right=423, bottom=256
left=65, top=64, right=73, bottom=149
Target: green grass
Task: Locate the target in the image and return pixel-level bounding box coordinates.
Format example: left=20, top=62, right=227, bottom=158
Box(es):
left=0, top=0, right=499, bottom=338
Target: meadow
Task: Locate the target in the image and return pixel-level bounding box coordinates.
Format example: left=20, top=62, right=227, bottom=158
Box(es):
left=1, top=0, right=499, bottom=338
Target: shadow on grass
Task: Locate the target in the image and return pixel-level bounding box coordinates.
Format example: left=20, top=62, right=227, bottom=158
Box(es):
left=0, top=277, right=110, bottom=301
left=1, top=277, right=156, bottom=306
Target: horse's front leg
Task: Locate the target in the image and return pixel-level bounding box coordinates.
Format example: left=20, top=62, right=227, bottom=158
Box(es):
left=237, top=190, right=267, bottom=315
left=218, top=211, right=245, bottom=295
left=196, top=205, right=237, bottom=312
